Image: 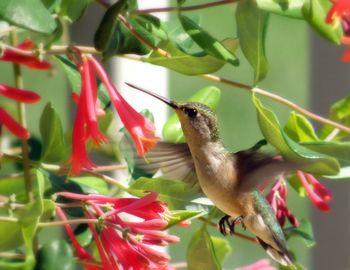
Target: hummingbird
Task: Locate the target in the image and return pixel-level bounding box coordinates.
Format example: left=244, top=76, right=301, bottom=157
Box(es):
left=125, top=83, right=296, bottom=266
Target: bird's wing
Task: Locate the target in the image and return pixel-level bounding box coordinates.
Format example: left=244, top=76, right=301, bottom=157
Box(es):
left=121, top=136, right=201, bottom=192
left=234, top=150, right=296, bottom=192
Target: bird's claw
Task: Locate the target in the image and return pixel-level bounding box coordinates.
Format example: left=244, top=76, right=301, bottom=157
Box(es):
left=219, top=215, right=245, bottom=236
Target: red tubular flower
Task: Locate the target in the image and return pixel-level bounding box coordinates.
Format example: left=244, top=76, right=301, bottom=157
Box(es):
left=0, top=39, right=51, bottom=69
left=88, top=56, right=159, bottom=156
left=0, top=83, right=40, bottom=140
left=56, top=207, right=105, bottom=270
left=0, top=83, right=40, bottom=103
left=56, top=192, right=179, bottom=270
left=69, top=53, right=158, bottom=174
left=236, top=259, right=277, bottom=270
left=325, top=0, right=350, bottom=24
left=296, top=171, right=332, bottom=212
left=266, top=180, right=299, bottom=228
left=325, top=0, right=350, bottom=61
left=0, top=108, right=29, bottom=140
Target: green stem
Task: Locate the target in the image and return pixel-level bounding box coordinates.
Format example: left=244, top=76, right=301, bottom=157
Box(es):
left=38, top=219, right=98, bottom=228
left=9, top=30, right=33, bottom=203
left=0, top=216, right=98, bottom=227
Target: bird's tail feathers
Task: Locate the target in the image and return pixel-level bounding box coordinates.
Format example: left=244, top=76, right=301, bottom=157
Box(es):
left=257, top=237, right=294, bottom=266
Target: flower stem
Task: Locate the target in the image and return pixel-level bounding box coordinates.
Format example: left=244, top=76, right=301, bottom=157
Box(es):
left=9, top=30, right=33, bottom=203
left=38, top=219, right=99, bottom=228
left=131, top=0, right=239, bottom=15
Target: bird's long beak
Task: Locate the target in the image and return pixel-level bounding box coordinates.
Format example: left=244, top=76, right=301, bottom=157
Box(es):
left=125, top=82, right=179, bottom=109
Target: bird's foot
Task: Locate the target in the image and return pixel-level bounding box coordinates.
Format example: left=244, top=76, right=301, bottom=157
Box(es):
left=219, top=215, right=230, bottom=235
left=219, top=215, right=245, bottom=236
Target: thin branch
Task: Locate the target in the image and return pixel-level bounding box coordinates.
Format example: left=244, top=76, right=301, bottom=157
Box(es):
left=82, top=170, right=130, bottom=191
left=0, top=252, right=25, bottom=260
left=171, top=262, right=188, bottom=269
left=132, top=0, right=239, bottom=15
left=199, top=217, right=258, bottom=244
left=41, top=162, right=127, bottom=173
left=0, top=217, right=18, bottom=223
left=38, top=219, right=99, bottom=228
left=202, top=74, right=350, bottom=133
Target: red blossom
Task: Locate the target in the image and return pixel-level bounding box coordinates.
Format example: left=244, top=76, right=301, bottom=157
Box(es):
left=297, top=171, right=332, bottom=212
left=88, top=56, right=159, bottom=156
left=0, top=39, right=51, bottom=69
left=69, top=53, right=158, bottom=175
left=266, top=180, right=299, bottom=228
left=325, top=0, right=350, bottom=61
left=56, top=192, right=180, bottom=270
left=325, top=0, right=350, bottom=24
left=0, top=108, right=30, bottom=140
left=0, top=83, right=40, bottom=103
left=236, top=259, right=277, bottom=270
left=56, top=207, right=104, bottom=270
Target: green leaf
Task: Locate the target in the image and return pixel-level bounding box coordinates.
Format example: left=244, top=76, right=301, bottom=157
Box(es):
left=284, top=112, right=319, bottom=142
left=236, top=0, right=269, bottom=83
left=0, top=0, right=57, bottom=33
left=60, top=0, right=90, bottom=23
left=0, top=175, right=25, bottom=197
left=179, top=14, right=239, bottom=66
left=0, top=222, right=23, bottom=251
left=55, top=56, right=110, bottom=108
left=146, top=40, right=233, bottom=75
left=74, top=224, right=93, bottom=247
left=40, top=103, right=68, bottom=163
left=324, top=166, right=350, bottom=179
left=320, top=96, right=350, bottom=140
left=41, top=0, right=61, bottom=11
left=166, top=210, right=205, bottom=228
left=187, top=226, right=221, bottom=270
left=102, top=17, right=154, bottom=58
left=252, top=94, right=340, bottom=175
left=136, top=14, right=167, bottom=41
left=210, top=236, right=232, bottom=265
left=301, top=141, right=350, bottom=163
left=165, top=17, right=199, bottom=51
left=284, top=219, right=315, bottom=248
left=35, top=240, right=75, bottom=270
left=128, top=177, right=201, bottom=209
left=94, top=0, right=130, bottom=53
left=279, top=261, right=305, bottom=270
left=163, top=86, right=221, bottom=143
left=22, top=222, right=37, bottom=269
left=302, top=0, right=342, bottom=44
left=69, top=176, right=109, bottom=195
left=256, top=0, right=304, bottom=18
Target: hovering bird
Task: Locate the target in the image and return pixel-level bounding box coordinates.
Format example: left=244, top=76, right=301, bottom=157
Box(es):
left=125, top=83, right=296, bottom=266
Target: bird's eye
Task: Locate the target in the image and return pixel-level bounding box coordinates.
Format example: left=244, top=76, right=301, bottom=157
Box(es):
left=184, top=108, right=198, bottom=118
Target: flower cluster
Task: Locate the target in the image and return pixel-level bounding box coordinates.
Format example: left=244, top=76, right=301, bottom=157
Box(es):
left=265, top=169, right=331, bottom=227
left=56, top=192, right=179, bottom=270
left=296, top=171, right=332, bottom=212
left=69, top=51, right=159, bottom=174
left=266, top=180, right=299, bottom=227
left=326, top=0, right=350, bottom=61
left=0, top=40, right=51, bottom=139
